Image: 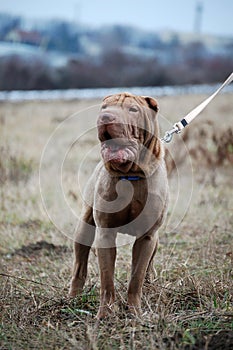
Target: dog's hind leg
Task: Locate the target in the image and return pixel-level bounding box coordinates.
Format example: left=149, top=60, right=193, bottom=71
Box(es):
left=145, top=238, right=159, bottom=283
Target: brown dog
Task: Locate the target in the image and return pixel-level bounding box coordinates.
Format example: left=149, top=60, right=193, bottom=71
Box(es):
left=69, top=93, right=168, bottom=318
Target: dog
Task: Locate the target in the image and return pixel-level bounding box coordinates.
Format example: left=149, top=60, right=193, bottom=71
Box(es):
left=69, top=92, right=169, bottom=319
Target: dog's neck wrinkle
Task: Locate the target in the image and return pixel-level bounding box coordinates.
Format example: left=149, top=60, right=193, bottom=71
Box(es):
left=147, top=136, right=163, bottom=160
left=103, top=135, right=163, bottom=178
left=103, top=158, right=142, bottom=176
left=104, top=155, right=161, bottom=178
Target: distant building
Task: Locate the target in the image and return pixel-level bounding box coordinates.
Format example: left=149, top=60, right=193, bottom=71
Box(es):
left=5, top=29, right=42, bottom=46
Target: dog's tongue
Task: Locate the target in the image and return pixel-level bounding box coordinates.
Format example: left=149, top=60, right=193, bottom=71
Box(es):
left=113, top=149, right=129, bottom=163
left=101, top=140, right=136, bottom=164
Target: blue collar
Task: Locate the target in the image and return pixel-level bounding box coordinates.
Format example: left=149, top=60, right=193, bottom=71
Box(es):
left=119, top=176, right=142, bottom=181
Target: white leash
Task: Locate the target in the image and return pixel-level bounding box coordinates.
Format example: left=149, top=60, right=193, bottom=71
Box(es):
left=161, top=72, right=233, bottom=143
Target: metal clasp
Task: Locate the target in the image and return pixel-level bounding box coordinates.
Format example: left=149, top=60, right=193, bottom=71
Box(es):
left=161, top=124, right=180, bottom=143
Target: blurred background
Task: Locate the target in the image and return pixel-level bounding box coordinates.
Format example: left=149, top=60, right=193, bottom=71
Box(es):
left=1, top=4, right=233, bottom=347
left=0, top=0, right=232, bottom=92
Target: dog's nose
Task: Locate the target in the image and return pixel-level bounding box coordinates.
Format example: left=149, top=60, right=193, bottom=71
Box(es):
left=100, top=113, right=115, bottom=124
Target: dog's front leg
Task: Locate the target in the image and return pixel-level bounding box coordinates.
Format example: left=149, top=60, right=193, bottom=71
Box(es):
left=96, top=246, right=116, bottom=319
left=127, top=233, right=158, bottom=315
left=69, top=208, right=95, bottom=297
left=69, top=242, right=91, bottom=297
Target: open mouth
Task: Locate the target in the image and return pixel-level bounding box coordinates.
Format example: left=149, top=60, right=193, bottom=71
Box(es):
left=101, top=139, right=136, bottom=164
left=98, top=122, right=138, bottom=170
left=102, top=130, right=112, bottom=141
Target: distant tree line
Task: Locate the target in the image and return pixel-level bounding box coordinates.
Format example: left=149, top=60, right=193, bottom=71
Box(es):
left=0, top=13, right=233, bottom=90
left=0, top=51, right=232, bottom=91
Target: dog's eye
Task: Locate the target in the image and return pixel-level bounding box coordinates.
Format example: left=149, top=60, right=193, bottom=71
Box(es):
left=129, top=106, right=138, bottom=113
left=102, top=104, right=108, bottom=109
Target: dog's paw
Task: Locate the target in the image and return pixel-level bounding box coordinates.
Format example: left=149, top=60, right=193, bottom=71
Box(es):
left=96, top=304, right=117, bottom=320
left=68, top=279, right=84, bottom=298
left=127, top=304, right=142, bottom=315
left=68, top=282, right=83, bottom=298
left=68, top=288, right=78, bottom=298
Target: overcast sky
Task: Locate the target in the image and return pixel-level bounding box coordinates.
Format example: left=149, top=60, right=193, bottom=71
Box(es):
left=0, top=0, right=232, bottom=36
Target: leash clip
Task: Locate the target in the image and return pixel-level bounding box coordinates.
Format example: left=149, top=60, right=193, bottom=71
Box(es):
left=161, top=124, right=180, bottom=143
left=161, top=72, right=233, bottom=143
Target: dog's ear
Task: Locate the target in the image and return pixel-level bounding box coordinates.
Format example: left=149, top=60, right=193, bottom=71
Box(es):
left=143, top=96, right=159, bottom=113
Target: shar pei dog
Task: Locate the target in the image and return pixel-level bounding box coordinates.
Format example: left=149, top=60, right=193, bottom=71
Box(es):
left=69, top=92, right=169, bottom=319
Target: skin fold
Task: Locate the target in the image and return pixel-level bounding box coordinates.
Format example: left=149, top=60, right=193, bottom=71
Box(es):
left=69, top=92, right=169, bottom=319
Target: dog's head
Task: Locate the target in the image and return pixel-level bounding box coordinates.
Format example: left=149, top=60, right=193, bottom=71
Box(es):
left=97, top=92, right=163, bottom=175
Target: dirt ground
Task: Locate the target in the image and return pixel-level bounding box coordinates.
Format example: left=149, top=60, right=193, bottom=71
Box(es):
left=0, top=92, right=232, bottom=349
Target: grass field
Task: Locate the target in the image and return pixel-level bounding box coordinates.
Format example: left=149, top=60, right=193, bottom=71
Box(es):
left=0, top=93, right=233, bottom=349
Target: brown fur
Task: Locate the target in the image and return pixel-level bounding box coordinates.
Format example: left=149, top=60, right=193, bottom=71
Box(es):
left=69, top=93, right=169, bottom=319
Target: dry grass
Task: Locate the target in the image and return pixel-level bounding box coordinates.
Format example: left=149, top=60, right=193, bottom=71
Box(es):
left=0, top=93, right=233, bottom=349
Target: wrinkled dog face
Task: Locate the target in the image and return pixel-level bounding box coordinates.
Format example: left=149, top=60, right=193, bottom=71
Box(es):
left=97, top=93, right=159, bottom=173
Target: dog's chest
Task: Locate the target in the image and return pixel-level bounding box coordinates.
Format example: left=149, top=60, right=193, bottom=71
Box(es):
left=95, top=175, right=147, bottom=205
left=93, top=175, right=151, bottom=228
